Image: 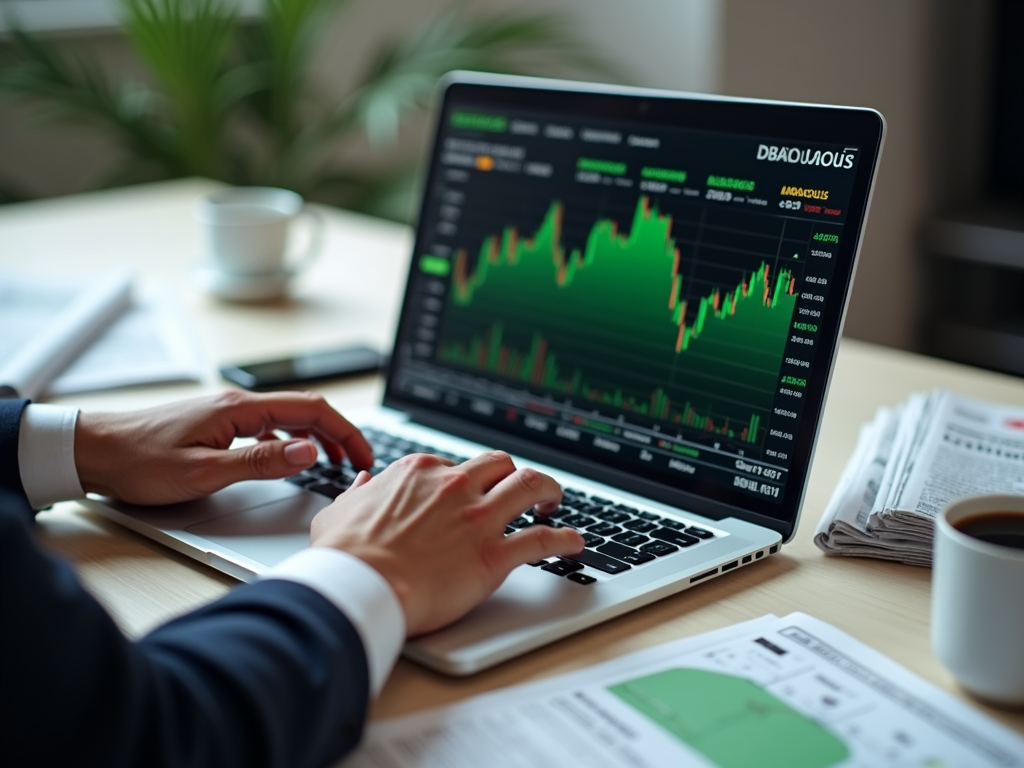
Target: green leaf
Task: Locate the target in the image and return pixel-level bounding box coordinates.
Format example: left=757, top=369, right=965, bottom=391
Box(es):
left=0, top=26, right=180, bottom=175
left=120, top=0, right=239, bottom=176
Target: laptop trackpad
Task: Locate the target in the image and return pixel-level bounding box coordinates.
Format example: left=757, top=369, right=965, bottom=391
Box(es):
left=186, top=491, right=331, bottom=567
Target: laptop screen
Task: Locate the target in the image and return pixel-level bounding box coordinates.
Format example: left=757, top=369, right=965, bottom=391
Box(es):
left=386, top=75, right=883, bottom=535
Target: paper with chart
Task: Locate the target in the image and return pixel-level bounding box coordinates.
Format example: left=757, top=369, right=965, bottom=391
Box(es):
left=347, top=613, right=1024, bottom=768
left=0, top=269, right=203, bottom=397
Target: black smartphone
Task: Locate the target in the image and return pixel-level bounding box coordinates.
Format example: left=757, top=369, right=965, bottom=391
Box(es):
left=220, top=345, right=389, bottom=390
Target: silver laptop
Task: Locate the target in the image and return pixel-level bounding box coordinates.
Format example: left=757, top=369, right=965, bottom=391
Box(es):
left=89, top=73, right=885, bottom=675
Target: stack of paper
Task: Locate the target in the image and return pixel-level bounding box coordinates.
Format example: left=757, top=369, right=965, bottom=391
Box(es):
left=0, top=269, right=204, bottom=399
left=349, top=612, right=1024, bottom=767
left=815, top=389, right=1024, bottom=566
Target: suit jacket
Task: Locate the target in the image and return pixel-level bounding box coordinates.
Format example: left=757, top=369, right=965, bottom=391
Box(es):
left=0, top=399, right=371, bottom=768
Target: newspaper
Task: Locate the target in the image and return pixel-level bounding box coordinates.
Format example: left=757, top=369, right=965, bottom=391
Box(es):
left=815, top=389, right=1024, bottom=566
left=345, top=612, right=1024, bottom=768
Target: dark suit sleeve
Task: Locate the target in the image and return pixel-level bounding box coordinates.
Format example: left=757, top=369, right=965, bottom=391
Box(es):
left=0, top=494, right=371, bottom=768
left=0, top=398, right=30, bottom=506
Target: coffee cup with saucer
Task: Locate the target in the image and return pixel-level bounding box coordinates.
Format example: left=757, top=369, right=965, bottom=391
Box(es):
left=193, top=187, right=324, bottom=301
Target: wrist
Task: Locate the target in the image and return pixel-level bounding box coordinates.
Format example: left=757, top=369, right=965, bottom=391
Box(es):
left=74, top=412, right=121, bottom=497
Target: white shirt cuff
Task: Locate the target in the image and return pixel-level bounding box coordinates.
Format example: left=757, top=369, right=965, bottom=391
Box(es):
left=18, top=404, right=83, bottom=509
left=262, top=547, right=405, bottom=697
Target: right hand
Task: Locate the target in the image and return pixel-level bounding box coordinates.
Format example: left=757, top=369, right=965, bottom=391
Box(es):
left=310, top=451, right=585, bottom=637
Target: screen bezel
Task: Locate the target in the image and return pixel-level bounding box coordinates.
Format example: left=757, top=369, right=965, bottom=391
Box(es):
left=383, top=72, right=885, bottom=543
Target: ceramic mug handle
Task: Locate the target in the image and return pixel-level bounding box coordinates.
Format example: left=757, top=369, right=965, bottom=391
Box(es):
left=287, top=206, right=325, bottom=276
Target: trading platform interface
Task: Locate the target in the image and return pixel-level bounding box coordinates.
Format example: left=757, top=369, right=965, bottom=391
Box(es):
left=391, top=100, right=861, bottom=521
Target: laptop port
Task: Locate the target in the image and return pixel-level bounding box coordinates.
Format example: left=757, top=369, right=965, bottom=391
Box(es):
left=722, top=560, right=738, bottom=572
left=755, top=551, right=764, bottom=559
left=690, top=567, right=718, bottom=583
left=770, top=544, right=779, bottom=554
left=742, top=555, right=752, bottom=564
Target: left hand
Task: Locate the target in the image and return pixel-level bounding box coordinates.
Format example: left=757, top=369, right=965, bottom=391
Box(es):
left=74, top=390, right=373, bottom=505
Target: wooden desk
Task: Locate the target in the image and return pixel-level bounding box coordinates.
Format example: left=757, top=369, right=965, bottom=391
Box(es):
left=2, top=180, right=1023, bottom=734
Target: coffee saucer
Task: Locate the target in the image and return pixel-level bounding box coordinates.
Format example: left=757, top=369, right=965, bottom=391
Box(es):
left=192, top=264, right=293, bottom=301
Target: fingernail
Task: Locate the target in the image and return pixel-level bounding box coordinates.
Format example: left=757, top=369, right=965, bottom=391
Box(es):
left=285, top=441, right=315, bottom=466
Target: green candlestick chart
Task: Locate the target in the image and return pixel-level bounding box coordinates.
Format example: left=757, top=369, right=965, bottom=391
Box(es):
left=435, top=195, right=798, bottom=444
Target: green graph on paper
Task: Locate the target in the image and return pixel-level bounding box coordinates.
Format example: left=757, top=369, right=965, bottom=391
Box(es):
left=433, top=196, right=798, bottom=443
left=609, top=669, right=849, bottom=768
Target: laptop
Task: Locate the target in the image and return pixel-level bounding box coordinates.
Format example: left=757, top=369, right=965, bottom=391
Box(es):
left=89, top=72, right=885, bottom=675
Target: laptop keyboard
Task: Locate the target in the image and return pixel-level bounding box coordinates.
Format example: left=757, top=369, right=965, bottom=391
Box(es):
left=284, top=427, right=717, bottom=582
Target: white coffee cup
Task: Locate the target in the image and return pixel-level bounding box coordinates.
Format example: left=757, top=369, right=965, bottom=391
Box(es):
left=194, top=187, right=323, bottom=300
left=931, top=493, right=1024, bottom=705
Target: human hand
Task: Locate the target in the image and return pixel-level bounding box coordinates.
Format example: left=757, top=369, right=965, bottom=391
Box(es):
left=74, top=390, right=373, bottom=505
left=310, top=451, right=585, bottom=637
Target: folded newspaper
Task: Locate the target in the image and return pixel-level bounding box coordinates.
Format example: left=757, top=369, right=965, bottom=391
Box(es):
left=815, top=389, right=1024, bottom=566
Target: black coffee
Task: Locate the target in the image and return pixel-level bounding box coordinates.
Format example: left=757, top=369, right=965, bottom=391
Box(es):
left=953, top=512, right=1024, bottom=550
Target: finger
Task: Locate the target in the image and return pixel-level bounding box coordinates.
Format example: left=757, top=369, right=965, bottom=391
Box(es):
left=206, top=438, right=318, bottom=487
left=458, top=450, right=518, bottom=492
left=498, top=525, right=585, bottom=573
left=484, top=466, right=563, bottom=524
left=532, top=496, right=563, bottom=517
left=218, top=391, right=374, bottom=470
left=348, top=469, right=371, bottom=490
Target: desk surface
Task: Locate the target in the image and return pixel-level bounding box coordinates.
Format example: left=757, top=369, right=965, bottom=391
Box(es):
left=3, top=179, right=1023, bottom=733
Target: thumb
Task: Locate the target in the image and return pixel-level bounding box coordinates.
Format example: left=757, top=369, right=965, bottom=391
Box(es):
left=217, top=438, right=318, bottom=484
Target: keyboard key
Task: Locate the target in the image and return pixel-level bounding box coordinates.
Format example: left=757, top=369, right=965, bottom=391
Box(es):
left=285, top=474, right=316, bottom=486
left=564, top=548, right=631, bottom=574
left=686, top=526, right=715, bottom=540
left=641, top=541, right=679, bottom=557
left=307, top=482, right=345, bottom=499
left=563, top=487, right=586, bottom=498
left=542, top=559, right=583, bottom=576
left=567, top=572, right=597, bottom=585
left=526, top=559, right=548, bottom=567
left=612, top=531, right=649, bottom=547
left=597, top=542, right=655, bottom=565
left=597, top=541, right=638, bottom=559
left=587, top=522, right=622, bottom=537
left=613, top=504, right=639, bottom=515
left=594, top=509, right=630, bottom=524
left=637, top=511, right=662, bottom=521
left=581, top=533, right=605, bottom=548
left=653, top=528, right=700, bottom=547
left=624, top=519, right=658, bottom=534
left=309, top=465, right=343, bottom=480
left=590, top=496, right=613, bottom=505
left=508, top=517, right=532, bottom=529
left=661, top=519, right=685, bottom=529
left=578, top=504, right=607, bottom=516
left=561, top=513, right=595, bottom=529
left=550, top=505, right=576, bottom=519
left=529, top=516, right=561, bottom=528
left=504, top=526, right=515, bottom=535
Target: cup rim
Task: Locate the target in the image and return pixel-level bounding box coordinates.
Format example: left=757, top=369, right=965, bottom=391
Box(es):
left=195, top=186, right=303, bottom=224
left=939, top=494, right=1024, bottom=562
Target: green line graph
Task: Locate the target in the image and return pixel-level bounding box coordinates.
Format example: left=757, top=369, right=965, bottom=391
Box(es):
left=435, top=195, right=798, bottom=442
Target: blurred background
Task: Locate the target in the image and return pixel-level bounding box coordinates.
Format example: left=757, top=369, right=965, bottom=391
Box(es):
left=1, top=0, right=1021, bottom=370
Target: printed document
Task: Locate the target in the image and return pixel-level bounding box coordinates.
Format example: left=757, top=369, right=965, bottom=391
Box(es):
left=0, top=269, right=203, bottom=397
left=347, top=613, right=1024, bottom=768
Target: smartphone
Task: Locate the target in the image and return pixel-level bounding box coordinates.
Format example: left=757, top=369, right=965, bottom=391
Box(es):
left=220, top=345, right=389, bottom=390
